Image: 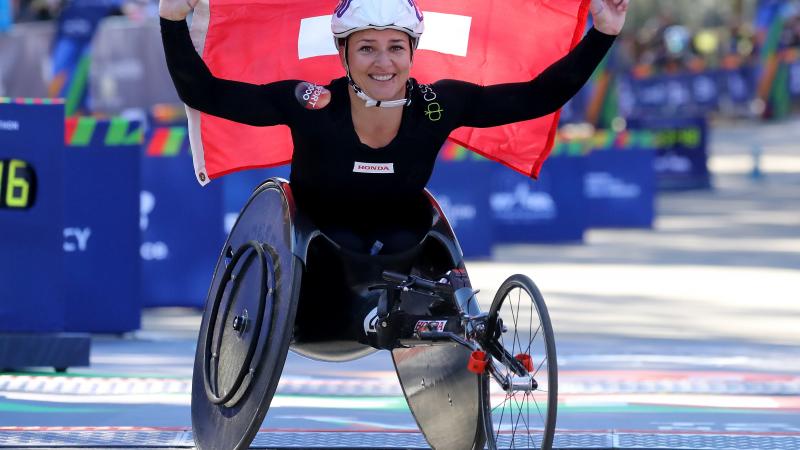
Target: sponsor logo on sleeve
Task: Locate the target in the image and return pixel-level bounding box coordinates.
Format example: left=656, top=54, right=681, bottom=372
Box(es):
left=419, top=84, right=443, bottom=122
left=294, top=82, right=331, bottom=110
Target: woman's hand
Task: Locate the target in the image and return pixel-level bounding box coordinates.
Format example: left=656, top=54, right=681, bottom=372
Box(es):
left=590, top=0, right=629, bottom=36
left=159, top=0, right=198, bottom=21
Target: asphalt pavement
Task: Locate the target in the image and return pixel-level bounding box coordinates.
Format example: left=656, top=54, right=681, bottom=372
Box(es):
left=0, top=118, right=799, bottom=449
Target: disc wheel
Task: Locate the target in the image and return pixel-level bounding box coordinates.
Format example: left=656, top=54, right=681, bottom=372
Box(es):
left=191, top=181, right=302, bottom=450
left=192, top=241, right=300, bottom=450
left=480, top=274, right=557, bottom=450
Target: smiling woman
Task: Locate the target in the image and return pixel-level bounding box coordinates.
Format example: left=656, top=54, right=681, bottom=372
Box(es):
left=159, top=0, right=626, bottom=254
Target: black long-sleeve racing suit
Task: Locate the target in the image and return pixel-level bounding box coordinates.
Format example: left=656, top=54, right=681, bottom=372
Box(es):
left=161, top=18, right=615, bottom=253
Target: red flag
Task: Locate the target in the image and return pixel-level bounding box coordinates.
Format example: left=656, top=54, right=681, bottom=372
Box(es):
left=186, top=0, right=590, bottom=185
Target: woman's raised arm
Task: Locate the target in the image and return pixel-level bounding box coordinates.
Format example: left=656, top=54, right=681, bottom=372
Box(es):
left=159, top=0, right=295, bottom=127
left=444, top=0, right=628, bottom=128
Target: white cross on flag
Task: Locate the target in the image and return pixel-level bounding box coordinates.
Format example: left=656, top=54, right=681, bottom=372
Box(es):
left=185, top=0, right=591, bottom=185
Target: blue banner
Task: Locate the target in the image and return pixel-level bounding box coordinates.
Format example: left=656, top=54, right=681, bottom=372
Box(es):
left=223, top=166, right=290, bottom=237
left=628, top=117, right=711, bottom=190
left=790, top=59, right=800, bottom=98
left=721, top=67, right=759, bottom=104
left=0, top=101, right=65, bottom=332
left=428, top=153, right=492, bottom=258
left=618, top=68, right=757, bottom=118
left=63, top=119, right=142, bottom=333
left=559, top=88, right=590, bottom=124
left=583, top=149, right=656, bottom=228
left=490, top=155, right=587, bottom=243
left=141, top=123, right=224, bottom=308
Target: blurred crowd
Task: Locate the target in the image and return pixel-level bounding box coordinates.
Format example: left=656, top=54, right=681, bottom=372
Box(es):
left=7, top=0, right=800, bottom=73
left=3, top=0, right=156, bottom=26
left=10, top=0, right=61, bottom=22
left=782, top=4, right=800, bottom=47
left=616, top=1, right=800, bottom=77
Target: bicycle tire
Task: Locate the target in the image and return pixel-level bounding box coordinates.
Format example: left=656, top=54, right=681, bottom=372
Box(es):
left=480, top=274, right=558, bottom=450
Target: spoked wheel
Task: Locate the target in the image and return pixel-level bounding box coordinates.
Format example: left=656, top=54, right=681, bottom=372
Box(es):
left=480, top=275, right=557, bottom=450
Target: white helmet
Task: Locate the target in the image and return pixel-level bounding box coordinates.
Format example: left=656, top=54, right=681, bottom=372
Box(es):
left=331, top=0, right=425, bottom=48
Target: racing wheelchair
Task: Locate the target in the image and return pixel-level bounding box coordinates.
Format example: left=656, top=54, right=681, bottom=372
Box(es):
left=191, top=178, right=558, bottom=450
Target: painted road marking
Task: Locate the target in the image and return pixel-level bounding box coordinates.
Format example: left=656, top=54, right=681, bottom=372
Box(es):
left=5, top=391, right=800, bottom=410
left=1, top=428, right=799, bottom=449
left=3, top=370, right=799, bottom=396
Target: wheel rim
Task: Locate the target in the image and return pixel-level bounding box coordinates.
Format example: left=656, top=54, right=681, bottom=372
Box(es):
left=485, top=278, right=557, bottom=450
left=202, top=241, right=275, bottom=407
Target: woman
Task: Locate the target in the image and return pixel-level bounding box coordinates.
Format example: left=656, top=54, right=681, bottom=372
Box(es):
left=160, top=0, right=628, bottom=256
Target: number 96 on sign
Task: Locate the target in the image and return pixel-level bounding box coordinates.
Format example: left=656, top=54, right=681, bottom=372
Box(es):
left=0, top=159, right=36, bottom=209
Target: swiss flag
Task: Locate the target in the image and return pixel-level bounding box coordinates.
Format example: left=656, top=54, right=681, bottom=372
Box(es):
left=186, top=0, right=591, bottom=185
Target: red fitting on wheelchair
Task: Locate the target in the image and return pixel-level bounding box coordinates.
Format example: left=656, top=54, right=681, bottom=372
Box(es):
left=467, top=350, right=488, bottom=374
left=515, top=353, right=533, bottom=372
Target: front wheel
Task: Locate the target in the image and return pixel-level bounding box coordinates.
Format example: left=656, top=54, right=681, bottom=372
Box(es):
left=480, top=274, right=558, bottom=450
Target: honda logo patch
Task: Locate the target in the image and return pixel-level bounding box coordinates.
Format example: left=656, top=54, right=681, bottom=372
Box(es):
left=353, top=162, right=394, bottom=174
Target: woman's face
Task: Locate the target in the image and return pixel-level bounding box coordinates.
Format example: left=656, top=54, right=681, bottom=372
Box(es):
left=341, top=28, right=413, bottom=101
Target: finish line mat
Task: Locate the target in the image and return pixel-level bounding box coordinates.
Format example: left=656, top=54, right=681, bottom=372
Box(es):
left=1, top=428, right=800, bottom=449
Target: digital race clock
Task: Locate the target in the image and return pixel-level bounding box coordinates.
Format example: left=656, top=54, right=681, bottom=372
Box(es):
left=0, top=158, right=36, bottom=209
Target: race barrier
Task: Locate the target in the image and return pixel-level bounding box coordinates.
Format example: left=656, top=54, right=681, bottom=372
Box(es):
left=789, top=54, right=800, bottom=99
left=63, top=117, right=142, bottom=333
left=553, top=130, right=656, bottom=229
left=490, top=153, right=588, bottom=244
left=0, top=99, right=90, bottom=370
left=617, top=67, right=757, bottom=119
left=222, top=165, right=290, bottom=236
left=428, top=143, right=493, bottom=258
left=140, top=120, right=224, bottom=308
left=429, top=140, right=654, bottom=252
left=429, top=136, right=657, bottom=250
left=0, top=107, right=694, bottom=313
left=0, top=99, right=66, bottom=332
left=583, top=148, right=655, bottom=228
left=628, top=117, right=711, bottom=191
left=430, top=141, right=593, bottom=249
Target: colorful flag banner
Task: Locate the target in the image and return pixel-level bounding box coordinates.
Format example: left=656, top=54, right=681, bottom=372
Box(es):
left=185, top=0, right=591, bottom=184
left=65, top=117, right=144, bottom=147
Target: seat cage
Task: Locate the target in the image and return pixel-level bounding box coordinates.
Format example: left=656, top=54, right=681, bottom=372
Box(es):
left=259, top=178, right=469, bottom=361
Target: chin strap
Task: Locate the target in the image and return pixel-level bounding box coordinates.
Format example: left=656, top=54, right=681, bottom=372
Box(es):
left=349, top=79, right=412, bottom=108
left=344, top=40, right=413, bottom=108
